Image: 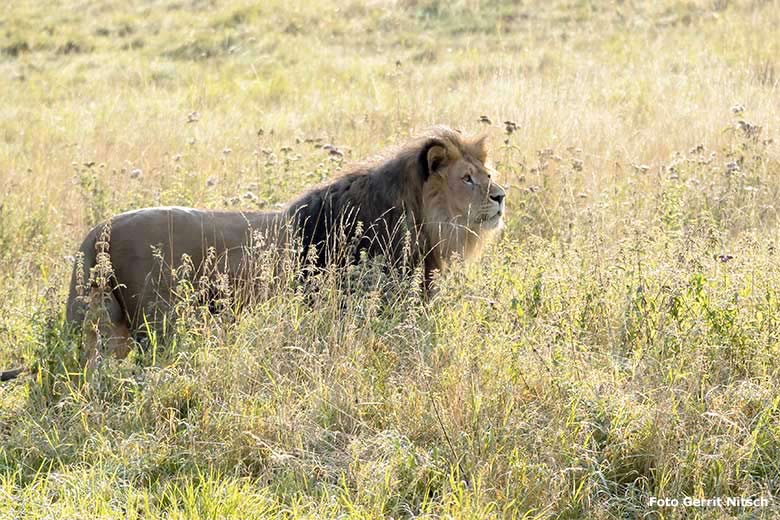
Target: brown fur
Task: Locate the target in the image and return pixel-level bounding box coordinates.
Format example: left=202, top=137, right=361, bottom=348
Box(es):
left=60, top=125, right=507, bottom=367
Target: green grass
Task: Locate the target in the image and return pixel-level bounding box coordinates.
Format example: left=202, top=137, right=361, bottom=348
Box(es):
left=2, top=0, right=780, bottom=518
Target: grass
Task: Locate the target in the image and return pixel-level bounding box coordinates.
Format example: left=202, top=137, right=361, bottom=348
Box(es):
left=1, top=0, right=780, bottom=517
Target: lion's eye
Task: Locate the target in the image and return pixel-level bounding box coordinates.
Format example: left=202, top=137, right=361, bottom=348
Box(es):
left=463, top=174, right=474, bottom=185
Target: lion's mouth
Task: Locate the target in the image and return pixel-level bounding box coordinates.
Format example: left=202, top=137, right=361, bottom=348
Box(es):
left=479, top=210, right=503, bottom=227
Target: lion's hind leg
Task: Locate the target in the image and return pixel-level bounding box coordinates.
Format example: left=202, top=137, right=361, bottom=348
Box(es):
left=83, top=287, right=133, bottom=371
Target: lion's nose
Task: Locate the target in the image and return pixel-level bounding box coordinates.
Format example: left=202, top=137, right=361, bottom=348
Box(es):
left=490, top=192, right=505, bottom=205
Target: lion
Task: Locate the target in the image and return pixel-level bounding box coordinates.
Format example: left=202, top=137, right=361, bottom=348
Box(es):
left=2, top=125, right=506, bottom=377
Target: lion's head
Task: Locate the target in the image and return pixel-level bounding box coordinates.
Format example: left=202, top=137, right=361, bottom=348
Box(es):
left=287, top=125, right=506, bottom=277
left=421, top=129, right=505, bottom=227
left=416, top=126, right=507, bottom=268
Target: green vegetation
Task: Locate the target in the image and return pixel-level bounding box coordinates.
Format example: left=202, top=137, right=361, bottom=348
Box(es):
left=2, top=0, right=780, bottom=517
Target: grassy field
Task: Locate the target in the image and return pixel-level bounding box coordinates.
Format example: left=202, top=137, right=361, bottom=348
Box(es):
left=2, top=0, right=780, bottom=517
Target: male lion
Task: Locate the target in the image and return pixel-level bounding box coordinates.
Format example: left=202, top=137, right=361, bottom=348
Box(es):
left=3, top=125, right=506, bottom=376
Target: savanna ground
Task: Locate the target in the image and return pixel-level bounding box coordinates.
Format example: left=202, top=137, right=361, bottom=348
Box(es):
left=1, top=0, right=780, bottom=518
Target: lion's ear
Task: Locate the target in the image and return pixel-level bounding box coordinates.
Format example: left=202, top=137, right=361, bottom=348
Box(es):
left=421, top=142, right=448, bottom=180
left=427, top=145, right=448, bottom=173
left=471, top=134, right=489, bottom=163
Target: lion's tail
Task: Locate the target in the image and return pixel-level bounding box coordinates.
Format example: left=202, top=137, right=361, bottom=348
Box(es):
left=1, top=229, right=103, bottom=383
left=3, top=224, right=125, bottom=383
left=0, top=366, right=28, bottom=382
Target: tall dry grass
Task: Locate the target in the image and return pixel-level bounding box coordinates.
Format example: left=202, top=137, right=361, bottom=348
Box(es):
left=1, top=0, right=780, bottom=517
